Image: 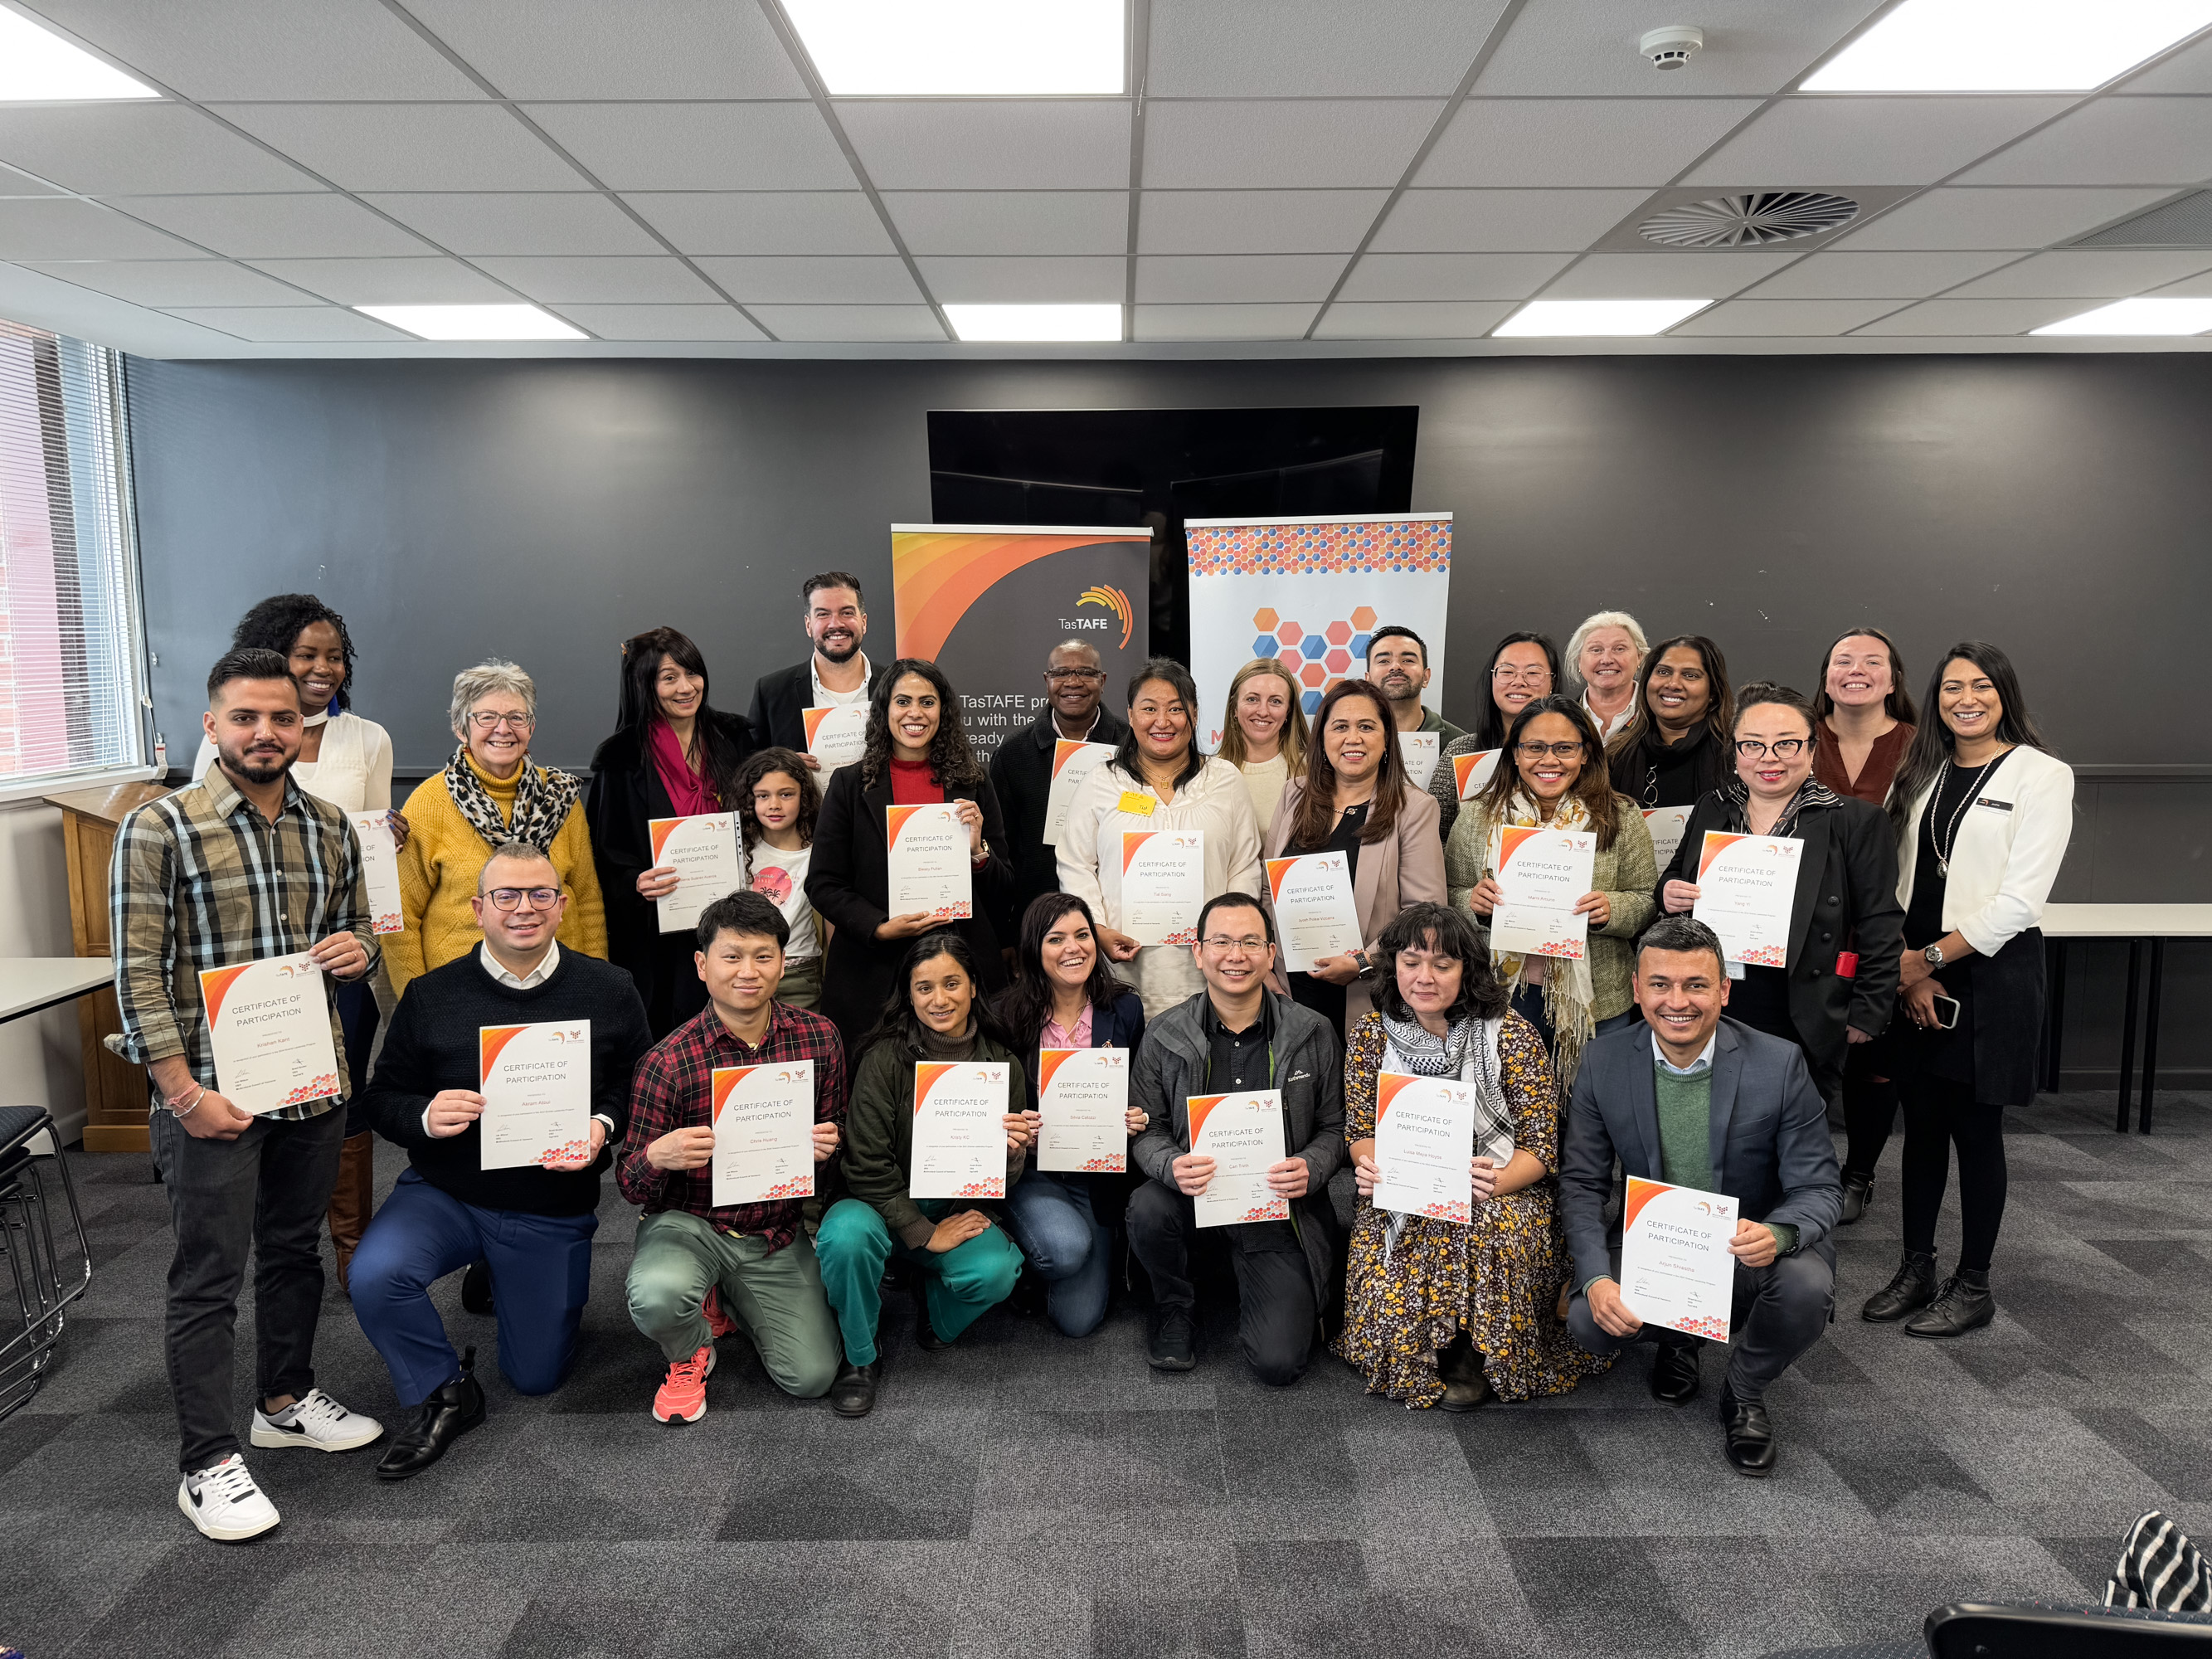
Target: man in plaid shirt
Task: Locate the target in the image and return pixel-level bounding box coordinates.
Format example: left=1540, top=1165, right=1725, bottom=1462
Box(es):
left=110, top=648, right=386, bottom=1543
left=619, top=890, right=848, bottom=1423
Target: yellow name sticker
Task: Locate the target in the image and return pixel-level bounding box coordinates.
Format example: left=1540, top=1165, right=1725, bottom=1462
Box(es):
left=1116, top=791, right=1156, bottom=817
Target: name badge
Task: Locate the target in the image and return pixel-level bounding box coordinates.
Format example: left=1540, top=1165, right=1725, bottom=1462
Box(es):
left=1975, top=797, right=2013, bottom=814
left=1117, top=791, right=1156, bottom=817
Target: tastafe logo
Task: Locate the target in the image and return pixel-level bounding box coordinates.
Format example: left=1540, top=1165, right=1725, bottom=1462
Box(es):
left=1077, top=585, right=1134, bottom=650
left=551, top=1028, right=586, bottom=1043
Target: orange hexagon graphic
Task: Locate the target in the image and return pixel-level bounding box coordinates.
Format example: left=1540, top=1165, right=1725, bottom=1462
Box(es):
left=1300, top=661, right=1327, bottom=688
left=1350, top=605, right=1378, bottom=630
left=1252, top=607, right=1279, bottom=631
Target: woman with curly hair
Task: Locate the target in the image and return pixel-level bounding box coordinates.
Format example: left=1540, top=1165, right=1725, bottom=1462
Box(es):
left=804, top=658, right=1013, bottom=1053
left=734, top=746, right=829, bottom=1010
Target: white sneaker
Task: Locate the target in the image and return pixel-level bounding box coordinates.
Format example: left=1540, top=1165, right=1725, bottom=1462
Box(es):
left=177, top=1453, right=280, bottom=1542
left=249, top=1387, right=385, bottom=1453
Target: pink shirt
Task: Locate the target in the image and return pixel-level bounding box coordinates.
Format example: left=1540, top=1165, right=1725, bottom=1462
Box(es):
left=1042, top=1004, right=1095, bottom=1049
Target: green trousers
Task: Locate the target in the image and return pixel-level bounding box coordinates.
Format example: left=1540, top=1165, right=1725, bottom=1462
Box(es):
left=625, top=1210, right=840, bottom=1398
left=814, top=1197, right=1024, bottom=1366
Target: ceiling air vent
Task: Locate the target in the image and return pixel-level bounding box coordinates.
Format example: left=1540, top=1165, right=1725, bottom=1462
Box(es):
left=2075, top=190, right=2212, bottom=248
left=1638, top=191, right=1859, bottom=249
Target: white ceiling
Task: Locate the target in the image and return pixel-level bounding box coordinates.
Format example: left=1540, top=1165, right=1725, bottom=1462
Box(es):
left=0, top=0, right=2210, bottom=358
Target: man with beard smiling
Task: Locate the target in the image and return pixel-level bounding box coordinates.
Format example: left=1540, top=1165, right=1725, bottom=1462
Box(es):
left=746, top=571, right=878, bottom=766
left=1365, top=625, right=1464, bottom=746
left=988, top=637, right=1132, bottom=944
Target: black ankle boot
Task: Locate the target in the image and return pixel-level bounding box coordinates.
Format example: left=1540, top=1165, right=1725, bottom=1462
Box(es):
left=1436, top=1331, right=1489, bottom=1413
left=1904, top=1268, right=1995, bottom=1339
left=375, top=1346, right=486, bottom=1481
left=1838, top=1171, right=1873, bottom=1225
left=1861, top=1250, right=1937, bottom=1322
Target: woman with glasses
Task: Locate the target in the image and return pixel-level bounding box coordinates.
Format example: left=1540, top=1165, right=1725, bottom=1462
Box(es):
left=1448, top=695, right=1655, bottom=1086
left=1606, top=635, right=1736, bottom=809
left=1432, top=631, right=1563, bottom=839
left=1657, top=684, right=1903, bottom=1115
left=1215, top=658, right=1310, bottom=838
left=390, top=659, right=607, bottom=999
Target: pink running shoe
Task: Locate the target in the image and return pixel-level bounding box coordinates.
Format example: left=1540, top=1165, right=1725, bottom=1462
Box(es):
left=702, top=1286, right=737, bottom=1340
left=652, top=1344, right=715, bottom=1424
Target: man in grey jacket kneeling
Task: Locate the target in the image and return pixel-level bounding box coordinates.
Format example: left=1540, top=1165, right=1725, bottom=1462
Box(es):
left=1128, top=893, right=1344, bottom=1383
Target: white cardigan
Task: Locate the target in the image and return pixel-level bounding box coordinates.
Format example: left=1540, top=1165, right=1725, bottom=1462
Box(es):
left=1056, top=754, right=1265, bottom=1017
left=1894, top=743, right=2073, bottom=958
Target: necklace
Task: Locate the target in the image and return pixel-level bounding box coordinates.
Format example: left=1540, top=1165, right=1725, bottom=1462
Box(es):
left=1933, top=755, right=2001, bottom=878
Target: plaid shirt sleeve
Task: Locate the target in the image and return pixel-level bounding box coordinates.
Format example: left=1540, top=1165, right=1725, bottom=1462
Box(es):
left=109, top=805, right=185, bottom=1067
left=615, top=1037, right=692, bottom=1210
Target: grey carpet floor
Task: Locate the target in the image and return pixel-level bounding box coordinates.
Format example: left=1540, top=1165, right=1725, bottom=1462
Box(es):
left=3, top=1088, right=2208, bottom=1659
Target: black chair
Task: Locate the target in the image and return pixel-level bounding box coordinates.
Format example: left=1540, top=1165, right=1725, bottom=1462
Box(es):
left=0, top=1105, right=93, bottom=1419
left=1925, top=1601, right=2212, bottom=1656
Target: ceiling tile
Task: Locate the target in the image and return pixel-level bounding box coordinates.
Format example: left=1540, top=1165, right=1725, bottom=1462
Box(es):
left=687, top=255, right=919, bottom=304
left=1944, top=249, right=2212, bottom=298
left=2146, top=267, right=2212, bottom=296
left=882, top=191, right=1125, bottom=255
left=403, top=0, right=807, bottom=99
left=1471, top=0, right=1884, bottom=96
left=1833, top=186, right=2181, bottom=251
left=466, top=255, right=720, bottom=303
left=27, top=0, right=484, bottom=99
left=1312, top=299, right=1514, bottom=338
left=1539, top=248, right=1800, bottom=298
left=546, top=304, right=767, bottom=341
left=745, top=304, right=946, bottom=341
left=1132, top=302, right=1319, bottom=339
left=2113, top=33, right=2212, bottom=93
left=358, top=192, right=661, bottom=256
left=1959, top=98, right=2212, bottom=186
left=912, top=255, right=1123, bottom=302
left=114, top=193, right=436, bottom=258
left=18, top=259, right=316, bottom=307
left=526, top=103, right=853, bottom=192
left=1685, top=96, right=2074, bottom=187
left=241, top=257, right=514, bottom=304
left=1670, top=297, right=1910, bottom=334
left=161, top=304, right=413, bottom=341
left=624, top=192, right=893, bottom=256
left=1850, top=297, right=2088, bottom=334
left=837, top=101, right=1131, bottom=190
left=1338, top=251, right=1572, bottom=300
left=0, top=168, right=67, bottom=197
left=215, top=104, right=586, bottom=192
left=1372, top=188, right=1647, bottom=251
left=0, top=106, right=314, bottom=196
left=1133, top=253, right=1345, bottom=302
left=1417, top=100, right=1760, bottom=187
left=1143, top=100, right=1445, bottom=189
left=1744, top=249, right=2016, bottom=298
left=0, top=198, right=206, bottom=260
left=1149, top=0, right=1510, bottom=96
left=1138, top=190, right=1388, bottom=254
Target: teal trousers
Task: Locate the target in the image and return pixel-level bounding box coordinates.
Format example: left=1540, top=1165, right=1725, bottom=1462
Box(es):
left=814, top=1197, right=1024, bottom=1365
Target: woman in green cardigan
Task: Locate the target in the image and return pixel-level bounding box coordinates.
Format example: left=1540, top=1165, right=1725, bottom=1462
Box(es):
left=815, top=930, right=1031, bottom=1418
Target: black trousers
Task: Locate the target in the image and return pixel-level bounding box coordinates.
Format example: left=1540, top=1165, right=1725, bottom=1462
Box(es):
left=1126, top=1180, right=1316, bottom=1387
left=1567, top=1248, right=1834, bottom=1404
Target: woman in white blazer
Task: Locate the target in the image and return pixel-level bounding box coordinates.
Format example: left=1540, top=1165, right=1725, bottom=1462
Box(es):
left=1057, top=659, right=1265, bottom=1018
left=1860, top=642, right=2072, bottom=1340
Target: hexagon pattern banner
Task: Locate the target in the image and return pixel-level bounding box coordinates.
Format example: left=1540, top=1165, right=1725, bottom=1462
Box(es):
left=1184, top=513, right=1453, bottom=749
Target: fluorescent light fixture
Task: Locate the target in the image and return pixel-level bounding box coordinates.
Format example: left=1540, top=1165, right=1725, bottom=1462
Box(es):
left=1805, top=0, right=2212, bottom=92
left=782, top=0, right=1122, bottom=95
left=2031, top=296, right=2212, bottom=334
left=1495, top=299, right=1712, bottom=337
left=355, top=304, right=587, bottom=341
left=944, top=303, right=1122, bottom=342
left=0, top=10, right=158, bottom=100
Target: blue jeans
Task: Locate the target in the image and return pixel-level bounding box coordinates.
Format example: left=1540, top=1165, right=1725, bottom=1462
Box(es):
left=1000, top=1171, right=1112, bottom=1338
left=349, top=1169, right=596, bottom=1406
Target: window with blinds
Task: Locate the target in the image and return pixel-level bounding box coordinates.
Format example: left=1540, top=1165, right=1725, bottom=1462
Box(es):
left=0, top=319, right=145, bottom=792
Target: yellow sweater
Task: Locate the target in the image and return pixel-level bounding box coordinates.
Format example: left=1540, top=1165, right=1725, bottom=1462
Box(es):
left=387, top=754, right=609, bottom=997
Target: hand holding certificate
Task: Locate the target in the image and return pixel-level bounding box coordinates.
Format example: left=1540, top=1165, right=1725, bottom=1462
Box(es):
left=1690, top=832, right=1803, bottom=966
left=712, top=1060, right=815, bottom=1206
left=910, top=1061, right=1009, bottom=1199
left=1121, top=830, right=1204, bottom=947
left=1186, top=1090, right=1290, bottom=1228
left=199, top=954, right=341, bottom=1115
left=479, top=1020, right=592, bottom=1170
left=1370, top=1073, right=1477, bottom=1224
left=802, top=703, right=868, bottom=769
left=348, top=812, right=404, bottom=936
left=1043, top=740, right=1116, bottom=846
left=1490, top=826, right=1595, bottom=960
left=887, top=803, right=974, bottom=922
left=1618, top=1177, right=1738, bottom=1342
left=648, top=813, right=744, bottom=934
left=1036, top=1047, right=1129, bottom=1173
left=1265, top=851, right=1361, bottom=974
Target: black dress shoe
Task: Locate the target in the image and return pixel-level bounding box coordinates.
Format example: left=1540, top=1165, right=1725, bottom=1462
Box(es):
left=375, top=1347, right=485, bottom=1481
left=460, top=1258, right=493, bottom=1316
left=1904, top=1269, right=1995, bottom=1339
left=1436, top=1330, right=1489, bottom=1412
left=829, top=1360, right=878, bottom=1418
left=1146, top=1307, right=1197, bottom=1371
left=914, top=1295, right=949, bottom=1352
left=1718, top=1384, right=1777, bottom=1478
left=1862, top=1249, right=1938, bottom=1322
left=1838, top=1170, right=1873, bottom=1226
left=1650, top=1340, right=1701, bottom=1404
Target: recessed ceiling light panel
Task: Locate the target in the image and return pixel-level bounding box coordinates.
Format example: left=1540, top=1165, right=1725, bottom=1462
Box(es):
left=945, top=303, right=1121, bottom=342
left=1804, top=0, right=2212, bottom=92
left=0, top=10, right=159, bottom=100
left=1640, top=192, right=1860, bottom=249
left=356, top=304, right=587, bottom=341
left=1495, top=299, right=1713, bottom=337
left=784, top=0, right=1123, bottom=95
left=2031, top=297, right=2212, bottom=335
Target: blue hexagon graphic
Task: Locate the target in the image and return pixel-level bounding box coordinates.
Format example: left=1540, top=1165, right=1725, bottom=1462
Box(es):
left=1252, top=634, right=1276, bottom=659
left=1349, top=631, right=1373, bottom=657
left=1300, top=634, right=1327, bottom=659
left=1301, top=689, right=1325, bottom=715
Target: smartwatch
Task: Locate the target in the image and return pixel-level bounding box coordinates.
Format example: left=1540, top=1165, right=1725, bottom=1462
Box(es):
left=1352, top=949, right=1376, bottom=981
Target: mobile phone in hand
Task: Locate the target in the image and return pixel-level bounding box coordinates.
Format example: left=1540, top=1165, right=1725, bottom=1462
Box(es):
left=1931, top=994, right=1962, bottom=1029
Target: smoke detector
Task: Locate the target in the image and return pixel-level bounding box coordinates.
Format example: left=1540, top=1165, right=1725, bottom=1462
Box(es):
left=1639, top=191, right=1860, bottom=249
left=1639, top=25, right=1704, bottom=70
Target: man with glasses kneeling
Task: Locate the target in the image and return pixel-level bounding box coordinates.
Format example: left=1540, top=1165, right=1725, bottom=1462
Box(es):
left=1127, top=894, right=1344, bottom=1382
left=351, top=842, right=652, bottom=1478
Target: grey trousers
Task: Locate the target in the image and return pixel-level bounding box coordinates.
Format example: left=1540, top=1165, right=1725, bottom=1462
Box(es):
left=1567, top=1247, right=1834, bottom=1404
left=149, top=1102, right=348, bottom=1472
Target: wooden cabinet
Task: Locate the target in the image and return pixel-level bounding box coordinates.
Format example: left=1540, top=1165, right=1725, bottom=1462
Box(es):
left=47, top=781, right=169, bottom=1153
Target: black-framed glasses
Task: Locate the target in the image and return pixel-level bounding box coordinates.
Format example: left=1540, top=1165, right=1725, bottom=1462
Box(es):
left=1515, top=740, right=1584, bottom=760
left=1043, top=668, right=1106, bottom=683
left=487, top=887, right=561, bottom=911
left=1734, top=738, right=1807, bottom=760
left=1200, top=934, right=1269, bottom=954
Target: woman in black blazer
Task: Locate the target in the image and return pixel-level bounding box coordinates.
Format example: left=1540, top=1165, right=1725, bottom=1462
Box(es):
left=805, top=657, right=1013, bottom=1055
left=586, top=627, right=756, bottom=1035
left=1658, top=683, right=1903, bottom=1111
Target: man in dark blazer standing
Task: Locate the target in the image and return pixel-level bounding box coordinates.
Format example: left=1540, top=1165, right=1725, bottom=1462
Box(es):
left=987, top=638, right=1130, bottom=943
left=1561, top=914, right=1840, bottom=1477
left=746, top=571, right=878, bottom=762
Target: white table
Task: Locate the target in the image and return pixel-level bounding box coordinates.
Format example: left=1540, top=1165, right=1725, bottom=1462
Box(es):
left=2040, top=906, right=2212, bottom=1133
left=0, top=957, right=114, bottom=1026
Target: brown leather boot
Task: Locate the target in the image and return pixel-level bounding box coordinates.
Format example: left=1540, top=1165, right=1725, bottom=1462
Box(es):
left=326, top=1131, right=376, bottom=1294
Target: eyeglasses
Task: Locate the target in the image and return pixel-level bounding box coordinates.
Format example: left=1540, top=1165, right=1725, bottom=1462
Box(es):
left=467, top=712, right=532, bottom=731
left=1515, top=740, right=1584, bottom=760
left=1201, top=935, right=1269, bottom=954
left=1734, top=738, right=1807, bottom=760
left=1492, top=667, right=1549, bottom=683
left=1043, top=668, right=1106, bottom=683
left=486, top=887, right=561, bottom=910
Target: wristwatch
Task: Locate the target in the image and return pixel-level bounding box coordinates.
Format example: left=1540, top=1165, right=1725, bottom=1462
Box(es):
left=1923, top=943, right=1946, bottom=968
left=970, top=838, right=991, bottom=869
left=1351, top=949, right=1376, bottom=981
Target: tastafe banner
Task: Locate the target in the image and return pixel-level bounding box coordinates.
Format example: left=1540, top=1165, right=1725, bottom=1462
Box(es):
left=1185, top=513, right=1452, bottom=747
left=892, top=524, right=1152, bottom=760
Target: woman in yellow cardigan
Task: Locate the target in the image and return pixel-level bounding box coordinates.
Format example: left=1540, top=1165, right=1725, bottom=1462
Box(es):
left=387, top=659, right=608, bottom=997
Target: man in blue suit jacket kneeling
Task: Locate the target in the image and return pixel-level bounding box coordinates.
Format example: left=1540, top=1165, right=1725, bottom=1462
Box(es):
left=1562, top=914, right=1841, bottom=1478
